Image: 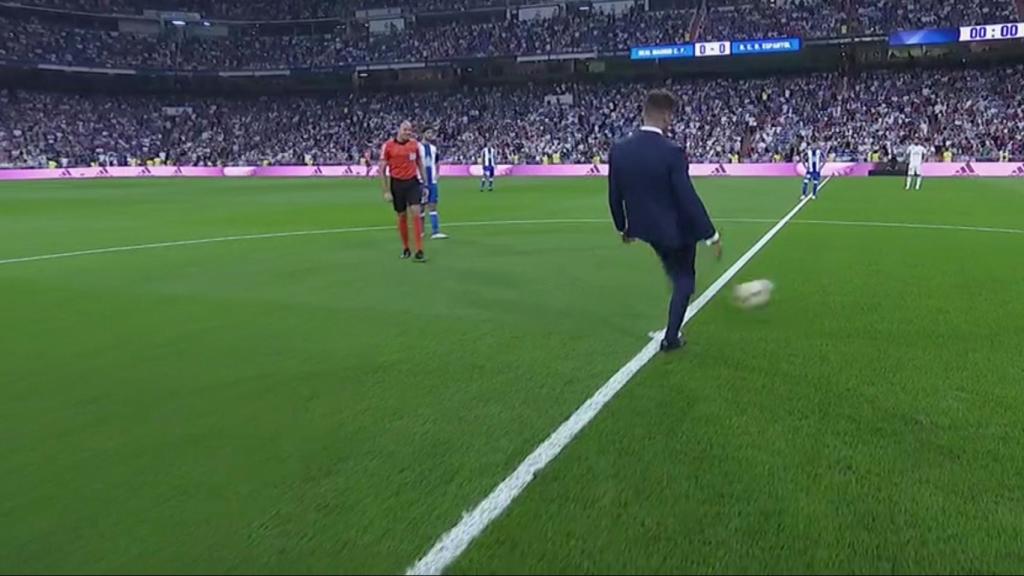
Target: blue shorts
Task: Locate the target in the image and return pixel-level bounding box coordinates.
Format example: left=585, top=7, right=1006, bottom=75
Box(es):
left=805, top=170, right=821, bottom=181
left=424, top=182, right=439, bottom=204
left=483, top=165, right=495, bottom=178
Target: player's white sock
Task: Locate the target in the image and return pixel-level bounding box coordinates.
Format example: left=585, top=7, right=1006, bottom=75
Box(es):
left=915, top=176, right=922, bottom=190
left=905, top=176, right=912, bottom=190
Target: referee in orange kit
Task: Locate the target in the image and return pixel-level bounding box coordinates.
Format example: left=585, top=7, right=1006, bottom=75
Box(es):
left=381, top=120, right=427, bottom=263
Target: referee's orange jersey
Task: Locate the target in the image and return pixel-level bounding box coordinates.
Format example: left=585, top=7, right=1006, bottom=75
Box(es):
left=382, top=138, right=420, bottom=180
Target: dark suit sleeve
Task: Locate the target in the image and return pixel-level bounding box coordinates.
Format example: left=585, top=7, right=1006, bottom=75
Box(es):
left=608, top=145, right=627, bottom=233
left=668, top=149, right=716, bottom=242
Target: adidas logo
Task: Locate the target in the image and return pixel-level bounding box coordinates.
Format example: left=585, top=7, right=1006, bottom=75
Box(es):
left=954, top=161, right=977, bottom=176
left=173, top=166, right=183, bottom=176
left=59, top=168, right=72, bottom=178
left=1011, top=164, right=1024, bottom=177
left=137, top=167, right=152, bottom=176
left=586, top=164, right=601, bottom=175
left=710, top=164, right=727, bottom=176
left=313, top=166, right=323, bottom=175
left=343, top=166, right=354, bottom=175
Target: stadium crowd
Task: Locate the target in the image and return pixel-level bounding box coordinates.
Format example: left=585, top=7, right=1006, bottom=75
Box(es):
left=17, top=0, right=1017, bottom=28
left=15, top=0, right=346, bottom=19
left=16, top=0, right=525, bottom=19
left=1, top=0, right=1021, bottom=69
left=0, top=17, right=177, bottom=68
left=366, top=9, right=696, bottom=62
left=703, top=0, right=1018, bottom=40
left=0, top=8, right=698, bottom=69
left=702, top=0, right=850, bottom=41
left=2, top=66, right=1021, bottom=168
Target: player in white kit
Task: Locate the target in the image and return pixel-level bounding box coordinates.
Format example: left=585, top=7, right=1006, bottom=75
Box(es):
left=906, top=144, right=927, bottom=190
left=419, top=127, right=448, bottom=239
left=480, top=146, right=496, bottom=191
left=801, top=145, right=824, bottom=200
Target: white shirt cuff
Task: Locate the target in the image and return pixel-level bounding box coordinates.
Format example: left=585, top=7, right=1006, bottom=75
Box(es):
left=704, top=231, right=720, bottom=246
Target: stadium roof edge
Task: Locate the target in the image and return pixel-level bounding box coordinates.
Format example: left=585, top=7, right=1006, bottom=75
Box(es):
left=0, top=1, right=162, bottom=21
left=36, top=63, right=137, bottom=75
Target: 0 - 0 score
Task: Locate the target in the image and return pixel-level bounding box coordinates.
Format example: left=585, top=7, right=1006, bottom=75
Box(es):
left=695, top=41, right=731, bottom=57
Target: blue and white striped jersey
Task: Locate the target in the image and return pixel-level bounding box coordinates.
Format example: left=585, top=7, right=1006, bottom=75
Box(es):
left=420, top=142, right=439, bottom=185
left=806, top=148, right=824, bottom=174
left=482, top=147, right=496, bottom=168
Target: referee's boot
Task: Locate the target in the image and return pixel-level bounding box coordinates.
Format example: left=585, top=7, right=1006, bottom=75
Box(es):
left=413, top=250, right=427, bottom=263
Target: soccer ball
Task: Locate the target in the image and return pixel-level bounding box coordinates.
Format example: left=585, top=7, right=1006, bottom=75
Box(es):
left=732, top=279, right=774, bottom=309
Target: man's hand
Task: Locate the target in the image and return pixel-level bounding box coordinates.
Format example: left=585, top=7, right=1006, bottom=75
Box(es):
left=383, top=188, right=393, bottom=203
left=710, top=237, right=723, bottom=261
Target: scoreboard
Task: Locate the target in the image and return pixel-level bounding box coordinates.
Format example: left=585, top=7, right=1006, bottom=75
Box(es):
left=959, top=22, right=1023, bottom=42
left=630, top=37, right=800, bottom=61
left=890, top=21, right=1024, bottom=46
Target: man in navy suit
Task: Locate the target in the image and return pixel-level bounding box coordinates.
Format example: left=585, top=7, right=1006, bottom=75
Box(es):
left=608, top=90, right=722, bottom=352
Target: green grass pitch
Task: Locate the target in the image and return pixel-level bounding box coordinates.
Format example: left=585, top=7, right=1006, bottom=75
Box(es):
left=2, top=175, right=1023, bottom=574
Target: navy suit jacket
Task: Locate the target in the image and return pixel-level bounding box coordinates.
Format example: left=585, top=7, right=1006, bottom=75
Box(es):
left=608, top=129, right=716, bottom=249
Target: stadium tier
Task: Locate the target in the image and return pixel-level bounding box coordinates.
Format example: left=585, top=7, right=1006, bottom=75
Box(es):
left=3, top=67, right=1022, bottom=168
left=0, top=1, right=1021, bottom=72
left=11, top=0, right=1020, bottom=30
left=13, top=0, right=529, bottom=19
left=0, top=9, right=699, bottom=68
left=701, top=0, right=851, bottom=41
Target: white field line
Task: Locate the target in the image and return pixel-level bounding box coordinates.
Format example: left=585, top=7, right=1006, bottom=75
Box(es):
left=721, top=218, right=1024, bottom=236
left=794, top=219, right=1024, bottom=235
left=2, top=208, right=1021, bottom=268
left=404, top=178, right=829, bottom=576
left=0, top=219, right=602, bottom=266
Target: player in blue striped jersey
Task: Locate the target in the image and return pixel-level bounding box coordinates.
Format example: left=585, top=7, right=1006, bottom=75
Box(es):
left=419, top=128, right=448, bottom=239
left=801, top=145, right=824, bottom=200
left=480, top=145, right=496, bottom=191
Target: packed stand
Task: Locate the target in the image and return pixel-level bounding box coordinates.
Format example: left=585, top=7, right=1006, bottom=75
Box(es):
left=369, top=9, right=695, bottom=61
left=15, top=0, right=1021, bottom=30
left=701, top=0, right=850, bottom=40
left=19, top=0, right=348, bottom=19
left=2, top=67, right=1023, bottom=168
left=19, top=0, right=528, bottom=19
left=173, top=27, right=369, bottom=70
left=351, top=0, right=521, bottom=11
left=0, top=91, right=166, bottom=167
left=0, top=8, right=696, bottom=69
left=0, top=17, right=176, bottom=68
left=7, top=1, right=1021, bottom=70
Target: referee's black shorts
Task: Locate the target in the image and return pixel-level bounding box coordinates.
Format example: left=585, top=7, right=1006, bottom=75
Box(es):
left=390, top=177, right=422, bottom=213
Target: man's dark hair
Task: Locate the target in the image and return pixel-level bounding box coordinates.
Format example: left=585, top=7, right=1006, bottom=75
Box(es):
left=643, top=89, right=677, bottom=116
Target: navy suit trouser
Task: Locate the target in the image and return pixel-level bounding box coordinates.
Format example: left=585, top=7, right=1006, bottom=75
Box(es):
left=651, top=243, right=696, bottom=343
